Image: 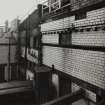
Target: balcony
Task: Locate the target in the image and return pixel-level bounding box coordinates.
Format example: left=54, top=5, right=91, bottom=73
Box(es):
left=42, top=0, right=71, bottom=20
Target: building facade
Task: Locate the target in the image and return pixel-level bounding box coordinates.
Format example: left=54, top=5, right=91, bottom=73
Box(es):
left=18, top=0, right=105, bottom=104
left=40, top=0, right=105, bottom=105
left=19, top=5, right=42, bottom=80
left=0, top=31, right=18, bottom=82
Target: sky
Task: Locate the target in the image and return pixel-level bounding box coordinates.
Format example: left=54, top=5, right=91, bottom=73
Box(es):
left=0, top=0, right=38, bottom=26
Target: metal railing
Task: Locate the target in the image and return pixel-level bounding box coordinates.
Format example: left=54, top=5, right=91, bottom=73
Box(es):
left=0, top=81, right=32, bottom=95
left=42, top=0, right=71, bottom=16
left=41, top=89, right=85, bottom=105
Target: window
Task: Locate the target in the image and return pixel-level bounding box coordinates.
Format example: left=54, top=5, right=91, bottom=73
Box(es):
left=59, top=32, right=71, bottom=45
left=0, top=65, right=5, bottom=82
left=33, top=37, right=39, bottom=49
left=11, top=64, right=18, bottom=81
left=75, top=12, right=87, bottom=20
left=30, top=36, right=34, bottom=48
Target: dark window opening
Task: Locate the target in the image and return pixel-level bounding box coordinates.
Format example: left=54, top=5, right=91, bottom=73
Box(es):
left=0, top=65, right=5, bottom=82
left=75, top=12, right=87, bottom=20
left=59, top=32, right=72, bottom=45
left=30, top=37, right=34, bottom=48
left=11, top=64, right=18, bottom=81
left=33, top=37, right=39, bottom=49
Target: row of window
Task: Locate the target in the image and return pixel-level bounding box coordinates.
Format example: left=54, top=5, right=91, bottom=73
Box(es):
left=0, top=65, right=5, bottom=82
left=0, top=64, right=20, bottom=82
left=21, top=36, right=40, bottom=49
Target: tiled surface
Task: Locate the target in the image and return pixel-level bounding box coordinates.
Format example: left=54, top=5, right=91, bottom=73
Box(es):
left=41, top=7, right=105, bottom=31
left=41, top=16, right=75, bottom=31
left=72, top=31, right=105, bottom=46
left=41, top=7, right=105, bottom=104
left=43, top=46, right=105, bottom=89
left=42, top=33, right=59, bottom=44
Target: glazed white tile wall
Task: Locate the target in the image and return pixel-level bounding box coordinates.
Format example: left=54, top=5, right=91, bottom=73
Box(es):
left=74, top=7, right=105, bottom=27
left=41, top=7, right=105, bottom=31
left=72, top=31, right=105, bottom=46
left=42, top=7, right=105, bottom=46
left=41, top=16, right=75, bottom=31
left=41, top=7, right=105, bottom=103
left=42, top=34, right=59, bottom=44
left=43, top=46, right=105, bottom=89
left=41, top=19, right=64, bottom=31
left=71, top=49, right=105, bottom=89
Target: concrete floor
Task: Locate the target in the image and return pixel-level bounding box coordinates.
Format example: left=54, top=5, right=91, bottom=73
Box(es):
left=0, top=91, right=36, bottom=105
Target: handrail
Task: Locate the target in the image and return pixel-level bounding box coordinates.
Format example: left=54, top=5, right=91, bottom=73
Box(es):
left=42, top=89, right=85, bottom=105
left=0, top=81, right=33, bottom=95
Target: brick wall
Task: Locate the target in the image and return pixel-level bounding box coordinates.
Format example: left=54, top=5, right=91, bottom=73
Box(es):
left=41, top=7, right=105, bottom=30
left=43, top=46, right=105, bottom=89
left=43, top=46, right=101, bottom=104
left=41, top=7, right=105, bottom=104
left=72, top=31, right=105, bottom=46
left=41, top=16, right=75, bottom=31
left=72, top=7, right=105, bottom=46
left=74, top=7, right=105, bottom=27
left=42, top=33, right=59, bottom=44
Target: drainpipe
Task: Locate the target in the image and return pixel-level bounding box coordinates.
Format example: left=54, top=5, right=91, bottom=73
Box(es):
left=24, top=19, right=28, bottom=80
